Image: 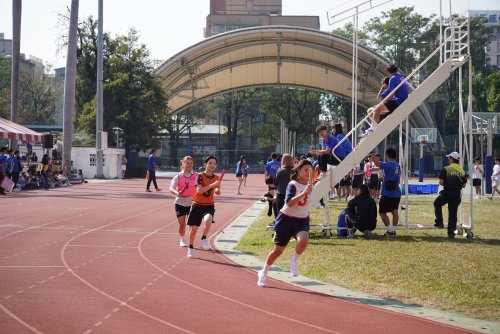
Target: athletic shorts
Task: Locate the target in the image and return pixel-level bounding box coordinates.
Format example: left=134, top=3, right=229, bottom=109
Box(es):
left=235, top=172, right=243, bottom=177
left=175, top=204, right=191, bottom=218
left=273, top=213, right=310, bottom=247
left=379, top=196, right=401, bottom=213
left=369, top=174, right=380, bottom=190
left=187, top=204, right=215, bottom=227
left=383, top=100, right=399, bottom=112
left=340, top=177, right=352, bottom=187
left=352, top=175, right=363, bottom=188
left=493, top=179, right=500, bottom=188
left=472, top=178, right=481, bottom=187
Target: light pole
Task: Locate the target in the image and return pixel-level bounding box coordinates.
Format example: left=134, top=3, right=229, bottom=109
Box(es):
left=113, top=127, right=123, bottom=147
left=95, top=0, right=104, bottom=178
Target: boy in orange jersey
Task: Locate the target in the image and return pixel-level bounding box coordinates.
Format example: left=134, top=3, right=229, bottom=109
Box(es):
left=186, top=155, right=221, bottom=258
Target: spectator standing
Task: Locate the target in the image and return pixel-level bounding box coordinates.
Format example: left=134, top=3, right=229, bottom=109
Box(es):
left=273, top=153, right=295, bottom=213
left=488, top=157, right=500, bottom=200
left=11, top=150, right=21, bottom=191
left=264, top=153, right=281, bottom=217
left=0, top=147, right=6, bottom=195
left=41, top=154, right=51, bottom=190
left=434, top=152, right=467, bottom=238
left=472, top=157, right=484, bottom=199
left=121, top=155, right=127, bottom=178
left=371, top=149, right=401, bottom=237
left=235, top=155, right=245, bottom=195
left=146, top=149, right=161, bottom=192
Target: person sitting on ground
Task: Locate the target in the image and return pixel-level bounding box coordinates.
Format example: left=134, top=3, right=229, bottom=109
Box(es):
left=309, top=125, right=346, bottom=176
left=345, top=184, right=377, bottom=238
left=365, top=65, right=409, bottom=135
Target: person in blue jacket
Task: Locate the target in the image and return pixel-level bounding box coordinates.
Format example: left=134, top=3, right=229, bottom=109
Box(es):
left=332, top=123, right=352, bottom=157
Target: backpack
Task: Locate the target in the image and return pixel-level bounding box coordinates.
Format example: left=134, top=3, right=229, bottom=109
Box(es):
left=337, top=208, right=348, bottom=237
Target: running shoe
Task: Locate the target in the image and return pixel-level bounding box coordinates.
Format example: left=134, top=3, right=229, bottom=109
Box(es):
left=257, top=270, right=267, bottom=287
left=179, top=238, right=187, bottom=247
left=384, top=231, right=396, bottom=237
left=288, top=260, right=299, bottom=277
left=156, top=188, right=162, bottom=192
left=146, top=189, right=153, bottom=192
left=187, top=247, right=194, bottom=258
left=201, top=239, right=210, bottom=250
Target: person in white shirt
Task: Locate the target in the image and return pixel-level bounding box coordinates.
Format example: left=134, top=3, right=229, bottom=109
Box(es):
left=489, top=157, right=500, bottom=200
left=257, top=159, right=313, bottom=287
left=472, top=157, right=484, bottom=199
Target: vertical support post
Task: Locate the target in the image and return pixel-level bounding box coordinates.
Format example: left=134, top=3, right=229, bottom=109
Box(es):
left=418, top=143, right=424, bottom=182
left=405, top=118, right=410, bottom=228
left=485, top=120, right=493, bottom=194
left=95, top=0, right=104, bottom=178
left=467, top=21, right=474, bottom=229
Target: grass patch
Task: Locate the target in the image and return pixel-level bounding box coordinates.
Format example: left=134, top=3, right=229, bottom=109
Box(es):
left=236, top=196, right=500, bottom=321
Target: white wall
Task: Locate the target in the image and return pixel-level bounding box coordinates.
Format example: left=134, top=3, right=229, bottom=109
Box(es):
left=71, top=146, right=125, bottom=179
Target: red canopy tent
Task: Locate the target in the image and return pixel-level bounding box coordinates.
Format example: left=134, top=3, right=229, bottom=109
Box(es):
left=0, top=117, right=44, bottom=142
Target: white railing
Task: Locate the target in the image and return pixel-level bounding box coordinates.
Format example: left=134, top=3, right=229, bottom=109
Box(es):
left=330, top=19, right=469, bottom=163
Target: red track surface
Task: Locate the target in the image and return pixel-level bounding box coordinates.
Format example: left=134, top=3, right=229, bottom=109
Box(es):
left=0, top=175, right=478, bottom=333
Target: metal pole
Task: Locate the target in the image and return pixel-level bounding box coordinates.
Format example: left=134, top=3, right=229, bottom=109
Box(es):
left=96, top=0, right=104, bottom=178
left=405, top=118, right=410, bottom=228
left=467, top=20, right=474, bottom=230
left=439, top=0, right=443, bottom=65
left=353, top=7, right=359, bottom=145
left=351, top=15, right=356, bottom=142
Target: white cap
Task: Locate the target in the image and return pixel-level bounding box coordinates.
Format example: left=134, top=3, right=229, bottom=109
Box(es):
left=446, top=152, right=460, bottom=160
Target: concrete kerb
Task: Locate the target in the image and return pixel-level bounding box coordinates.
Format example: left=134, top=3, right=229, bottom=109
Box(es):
left=214, top=200, right=500, bottom=334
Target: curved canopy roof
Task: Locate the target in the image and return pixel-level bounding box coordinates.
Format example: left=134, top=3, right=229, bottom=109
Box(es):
left=156, top=26, right=436, bottom=129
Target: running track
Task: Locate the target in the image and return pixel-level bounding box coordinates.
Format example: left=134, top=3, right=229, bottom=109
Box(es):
left=0, top=175, right=478, bottom=333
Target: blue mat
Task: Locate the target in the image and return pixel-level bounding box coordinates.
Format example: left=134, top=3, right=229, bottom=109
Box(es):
left=402, top=184, right=439, bottom=195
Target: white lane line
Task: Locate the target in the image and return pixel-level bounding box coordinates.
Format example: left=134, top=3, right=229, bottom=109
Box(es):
left=60, top=208, right=194, bottom=334
left=4, top=295, right=12, bottom=299
left=138, top=213, right=340, bottom=334
left=67, top=245, right=121, bottom=248
left=0, top=303, right=43, bottom=334
left=94, top=321, right=102, bottom=327
left=83, top=330, right=93, bottom=334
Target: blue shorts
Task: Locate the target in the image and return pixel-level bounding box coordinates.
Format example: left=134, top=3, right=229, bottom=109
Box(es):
left=273, top=213, right=310, bottom=247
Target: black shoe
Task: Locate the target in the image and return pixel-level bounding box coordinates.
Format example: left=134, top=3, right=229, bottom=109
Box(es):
left=434, top=223, right=445, bottom=229
left=448, top=234, right=455, bottom=239
left=384, top=231, right=396, bottom=237
left=267, top=211, right=272, bottom=217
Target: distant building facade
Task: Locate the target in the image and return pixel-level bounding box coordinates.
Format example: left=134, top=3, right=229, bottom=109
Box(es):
left=468, top=10, right=500, bottom=67
left=205, top=0, right=320, bottom=37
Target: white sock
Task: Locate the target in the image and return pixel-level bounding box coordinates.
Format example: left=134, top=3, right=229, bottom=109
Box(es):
left=263, top=264, right=271, bottom=275
left=291, top=251, right=300, bottom=262
left=388, top=225, right=395, bottom=232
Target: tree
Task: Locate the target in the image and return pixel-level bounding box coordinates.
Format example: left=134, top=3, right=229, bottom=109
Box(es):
left=255, top=87, right=322, bottom=154
left=331, top=22, right=368, bottom=45
left=487, top=71, right=500, bottom=113
left=0, top=56, right=11, bottom=119
left=72, top=22, right=168, bottom=152
left=364, top=7, right=434, bottom=73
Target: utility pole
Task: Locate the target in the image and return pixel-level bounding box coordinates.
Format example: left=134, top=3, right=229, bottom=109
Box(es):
left=95, top=0, right=104, bottom=178
left=10, top=0, right=22, bottom=149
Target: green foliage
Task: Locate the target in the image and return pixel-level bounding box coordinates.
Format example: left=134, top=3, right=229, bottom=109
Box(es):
left=364, top=6, right=434, bottom=73
left=487, top=71, right=500, bottom=112
left=331, top=22, right=369, bottom=44
left=73, top=17, right=168, bottom=151
left=0, top=55, right=59, bottom=124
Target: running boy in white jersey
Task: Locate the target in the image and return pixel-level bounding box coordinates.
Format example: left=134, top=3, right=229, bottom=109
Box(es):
left=169, top=156, right=198, bottom=247
left=489, top=157, right=500, bottom=200
left=257, top=159, right=313, bottom=287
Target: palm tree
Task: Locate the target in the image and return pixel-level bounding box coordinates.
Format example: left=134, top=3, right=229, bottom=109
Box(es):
left=62, top=0, right=79, bottom=176
left=10, top=0, right=22, bottom=140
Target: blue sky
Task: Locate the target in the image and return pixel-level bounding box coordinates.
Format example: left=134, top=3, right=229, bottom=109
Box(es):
left=0, top=0, right=498, bottom=68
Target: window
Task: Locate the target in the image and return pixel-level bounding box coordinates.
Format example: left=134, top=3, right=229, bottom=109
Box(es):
left=90, top=154, right=105, bottom=166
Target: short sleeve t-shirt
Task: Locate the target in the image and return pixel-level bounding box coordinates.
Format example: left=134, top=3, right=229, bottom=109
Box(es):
left=380, top=161, right=401, bottom=198
left=322, top=134, right=345, bottom=159
left=380, top=73, right=409, bottom=105
left=147, top=154, right=156, bottom=172
left=265, top=160, right=281, bottom=177
left=336, top=133, right=352, bottom=156
left=493, top=165, right=500, bottom=181
left=280, top=180, right=313, bottom=218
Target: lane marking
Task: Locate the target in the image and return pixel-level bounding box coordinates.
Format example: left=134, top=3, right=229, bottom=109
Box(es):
left=0, top=303, right=43, bottom=334
left=60, top=207, right=194, bottom=334
left=0, top=266, right=65, bottom=268
left=137, top=226, right=339, bottom=333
